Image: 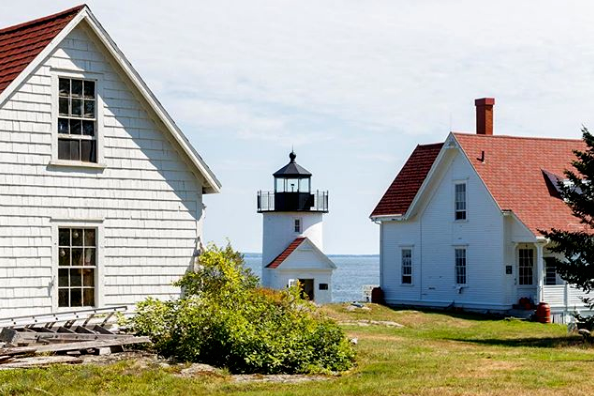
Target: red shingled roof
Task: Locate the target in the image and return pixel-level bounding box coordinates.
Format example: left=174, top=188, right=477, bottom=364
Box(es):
left=371, top=143, right=443, bottom=217
left=267, top=237, right=307, bottom=268
left=453, top=133, right=587, bottom=235
left=0, top=5, right=84, bottom=96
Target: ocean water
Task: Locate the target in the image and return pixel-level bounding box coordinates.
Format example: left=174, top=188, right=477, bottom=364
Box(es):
left=243, top=253, right=379, bottom=302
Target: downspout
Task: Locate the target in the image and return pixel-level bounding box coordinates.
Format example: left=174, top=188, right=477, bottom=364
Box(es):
left=535, top=236, right=550, bottom=304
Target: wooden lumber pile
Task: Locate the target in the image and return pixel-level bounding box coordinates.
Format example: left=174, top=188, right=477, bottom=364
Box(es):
left=0, top=306, right=149, bottom=369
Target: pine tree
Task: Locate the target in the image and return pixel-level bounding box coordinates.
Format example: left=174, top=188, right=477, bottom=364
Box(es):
left=543, top=127, right=594, bottom=324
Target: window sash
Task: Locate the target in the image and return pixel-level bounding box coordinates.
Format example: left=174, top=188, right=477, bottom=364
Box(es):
left=519, top=249, right=534, bottom=285
left=545, top=260, right=557, bottom=286
left=455, top=248, right=466, bottom=285
left=57, top=77, right=97, bottom=163
left=294, top=219, right=301, bottom=233
left=401, top=249, right=412, bottom=284
left=455, top=183, right=467, bottom=220
left=58, top=227, right=97, bottom=308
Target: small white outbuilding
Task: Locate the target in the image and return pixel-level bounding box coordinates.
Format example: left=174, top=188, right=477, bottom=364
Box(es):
left=257, top=152, right=335, bottom=304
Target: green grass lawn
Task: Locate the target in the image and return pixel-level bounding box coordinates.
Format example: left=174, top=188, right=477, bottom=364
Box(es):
left=2, top=304, right=594, bottom=396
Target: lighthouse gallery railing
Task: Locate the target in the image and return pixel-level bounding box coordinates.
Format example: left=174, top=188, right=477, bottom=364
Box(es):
left=257, top=190, right=329, bottom=212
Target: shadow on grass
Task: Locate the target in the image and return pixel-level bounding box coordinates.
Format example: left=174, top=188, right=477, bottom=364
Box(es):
left=386, top=305, right=509, bottom=322
left=447, top=336, right=584, bottom=348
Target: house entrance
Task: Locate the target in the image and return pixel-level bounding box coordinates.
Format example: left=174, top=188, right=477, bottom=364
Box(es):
left=298, top=279, right=315, bottom=301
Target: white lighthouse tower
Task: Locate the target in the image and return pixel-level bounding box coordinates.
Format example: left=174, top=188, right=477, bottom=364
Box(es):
left=257, top=151, right=335, bottom=303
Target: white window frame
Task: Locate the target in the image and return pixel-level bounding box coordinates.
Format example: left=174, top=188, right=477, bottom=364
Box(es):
left=454, top=182, right=467, bottom=221
left=293, top=217, right=302, bottom=233
left=51, top=219, right=104, bottom=311
left=455, top=248, right=467, bottom=285
left=518, top=248, right=534, bottom=286
left=50, top=69, right=106, bottom=169
left=401, top=247, right=413, bottom=285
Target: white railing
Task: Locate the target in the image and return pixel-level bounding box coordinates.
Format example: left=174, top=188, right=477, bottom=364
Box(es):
left=542, top=285, right=590, bottom=309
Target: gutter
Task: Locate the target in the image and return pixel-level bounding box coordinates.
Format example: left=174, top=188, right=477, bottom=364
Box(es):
left=370, top=214, right=405, bottom=224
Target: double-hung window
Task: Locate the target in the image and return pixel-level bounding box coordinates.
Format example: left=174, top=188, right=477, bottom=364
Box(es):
left=455, top=248, right=467, bottom=285
left=519, top=248, right=534, bottom=285
left=545, top=258, right=557, bottom=286
left=58, top=228, right=97, bottom=307
left=58, top=78, right=97, bottom=162
left=401, top=249, right=412, bottom=284
left=455, top=183, right=467, bottom=220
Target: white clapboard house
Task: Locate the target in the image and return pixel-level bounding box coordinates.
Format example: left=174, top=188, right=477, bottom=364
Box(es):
left=371, top=98, right=589, bottom=323
left=0, top=5, right=220, bottom=317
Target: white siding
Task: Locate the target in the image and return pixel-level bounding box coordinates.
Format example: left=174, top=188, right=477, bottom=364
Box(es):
left=380, top=147, right=508, bottom=310
left=261, top=212, right=323, bottom=271
left=269, top=270, right=333, bottom=304
left=0, top=25, right=203, bottom=316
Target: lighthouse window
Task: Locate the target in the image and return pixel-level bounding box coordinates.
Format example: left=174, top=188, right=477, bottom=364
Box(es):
left=299, top=178, right=310, bottom=192
left=294, top=218, right=302, bottom=233
left=286, top=178, right=299, bottom=192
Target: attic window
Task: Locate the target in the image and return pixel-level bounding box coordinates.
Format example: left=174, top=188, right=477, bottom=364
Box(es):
left=57, top=78, right=97, bottom=162
left=454, top=183, right=467, bottom=220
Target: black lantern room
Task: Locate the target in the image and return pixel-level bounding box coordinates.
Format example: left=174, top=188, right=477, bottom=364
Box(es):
left=257, top=151, right=328, bottom=212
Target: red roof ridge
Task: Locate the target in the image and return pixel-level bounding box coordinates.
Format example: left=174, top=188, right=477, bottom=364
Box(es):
left=0, top=5, right=85, bottom=35
left=266, top=237, right=307, bottom=268
left=452, top=132, right=582, bottom=143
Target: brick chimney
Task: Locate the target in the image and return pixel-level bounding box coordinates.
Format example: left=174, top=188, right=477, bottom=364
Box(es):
left=475, top=98, right=495, bottom=135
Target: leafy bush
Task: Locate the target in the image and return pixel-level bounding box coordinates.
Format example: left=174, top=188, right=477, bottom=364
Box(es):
left=131, top=243, right=355, bottom=374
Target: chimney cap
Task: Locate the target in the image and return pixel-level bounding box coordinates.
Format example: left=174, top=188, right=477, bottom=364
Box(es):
left=475, top=98, right=495, bottom=106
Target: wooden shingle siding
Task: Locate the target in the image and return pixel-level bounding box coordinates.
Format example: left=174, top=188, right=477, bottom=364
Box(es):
left=0, top=25, right=203, bottom=316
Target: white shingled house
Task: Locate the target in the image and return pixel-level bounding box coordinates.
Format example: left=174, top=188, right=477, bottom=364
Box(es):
left=0, top=5, right=220, bottom=317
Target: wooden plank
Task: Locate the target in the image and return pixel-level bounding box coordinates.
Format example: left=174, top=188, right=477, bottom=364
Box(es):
left=12, top=333, right=135, bottom=342
left=0, top=355, right=83, bottom=369
left=0, top=336, right=150, bottom=356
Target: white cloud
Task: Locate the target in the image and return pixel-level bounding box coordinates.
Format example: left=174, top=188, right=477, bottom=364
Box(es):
left=3, top=0, right=594, bottom=253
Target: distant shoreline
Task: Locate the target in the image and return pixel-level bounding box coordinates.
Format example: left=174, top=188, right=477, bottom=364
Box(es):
left=242, top=252, right=379, bottom=258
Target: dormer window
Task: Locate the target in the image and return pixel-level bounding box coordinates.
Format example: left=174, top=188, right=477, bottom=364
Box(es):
left=58, top=77, right=97, bottom=162
left=455, top=182, right=467, bottom=220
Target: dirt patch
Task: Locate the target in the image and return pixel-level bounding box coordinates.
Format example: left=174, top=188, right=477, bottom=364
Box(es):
left=339, top=320, right=403, bottom=327
left=457, top=359, right=522, bottom=379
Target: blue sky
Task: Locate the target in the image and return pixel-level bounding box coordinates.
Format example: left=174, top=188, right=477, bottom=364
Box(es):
left=3, top=1, right=594, bottom=253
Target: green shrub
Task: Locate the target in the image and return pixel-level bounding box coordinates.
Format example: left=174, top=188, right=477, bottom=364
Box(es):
left=131, top=243, right=355, bottom=374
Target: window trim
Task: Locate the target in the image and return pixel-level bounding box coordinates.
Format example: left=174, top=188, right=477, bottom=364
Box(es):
left=51, top=219, right=104, bottom=311
left=50, top=69, right=105, bottom=168
left=401, top=247, right=413, bottom=285
left=455, top=247, right=467, bottom=285
left=454, top=182, right=467, bottom=221
left=544, top=257, right=558, bottom=286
